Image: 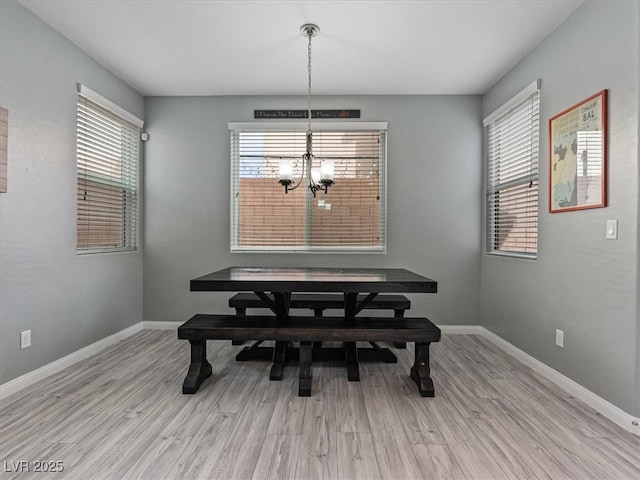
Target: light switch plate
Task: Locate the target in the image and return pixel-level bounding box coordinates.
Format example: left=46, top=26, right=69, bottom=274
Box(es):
left=606, top=219, right=618, bottom=240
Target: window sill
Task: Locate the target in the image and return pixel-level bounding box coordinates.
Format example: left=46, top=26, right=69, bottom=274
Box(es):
left=485, top=251, right=537, bottom=260
left=231, top=246, right=386, bottom=254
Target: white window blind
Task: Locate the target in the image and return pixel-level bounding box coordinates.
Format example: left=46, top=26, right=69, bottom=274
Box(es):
left=76, top=92, right=140, bottom=254
left=485, top=81, right=540, bottom=257
left=229, top=122, right=387, bottom=252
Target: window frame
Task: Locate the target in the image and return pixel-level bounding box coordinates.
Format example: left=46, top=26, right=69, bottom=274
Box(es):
left=483, top=80, right=540, bottom=259
left=228, top=121, right=388, bottom=253
left=76, top=84, right=143, bottom=255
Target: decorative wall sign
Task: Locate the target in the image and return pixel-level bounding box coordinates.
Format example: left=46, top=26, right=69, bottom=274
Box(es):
left=254, top=109, right=360, bottom=119
left=549, top=90, right=607, bottom=213
left=0, top=106, right=7, bottom=193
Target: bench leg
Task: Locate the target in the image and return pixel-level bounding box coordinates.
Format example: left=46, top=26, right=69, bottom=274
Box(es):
left=410, top=342, right=435, bottom=397
left=299, top=341, right=312, bottom=396
left=182, top=339, right=213, bottom=394
left=344, top=341, right=360, bottom=381
left=270, top=341, right=288, bottom=381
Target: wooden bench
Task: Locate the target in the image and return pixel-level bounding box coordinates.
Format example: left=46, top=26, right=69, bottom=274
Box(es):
left=178, top=314, right=441, bottom=397
left=228, top=293, right=411, bottom=348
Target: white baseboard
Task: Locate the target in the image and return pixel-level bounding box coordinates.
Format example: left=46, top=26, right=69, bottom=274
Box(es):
left=0, top=322, right=144, bottom=400
left=2, top=321, right=638, bottom=437
left=143, top=321, right=181, bottom=330
left=439, top=324, right=484, bottom=335
left=476, top=326, right=639, bottom=437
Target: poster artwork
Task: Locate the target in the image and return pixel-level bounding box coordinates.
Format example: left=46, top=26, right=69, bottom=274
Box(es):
left=549, top=90, right=607, bottom=213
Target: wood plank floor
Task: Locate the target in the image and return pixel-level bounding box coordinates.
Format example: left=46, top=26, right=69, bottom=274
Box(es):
left=1, top=331, right=638, bottom=479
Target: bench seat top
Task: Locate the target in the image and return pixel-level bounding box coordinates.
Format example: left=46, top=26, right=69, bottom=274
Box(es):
left=178, top=314, right=440, bottom=343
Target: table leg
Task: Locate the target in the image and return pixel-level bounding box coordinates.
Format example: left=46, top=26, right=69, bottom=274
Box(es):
left=182, top=339, right=212, bottom=394
left=232, top=307, right=247, bottom=345
left=270, top=340, right=288, bottom=380
left=342, top=292, right=396, bottom=379
left=344, top=292, right=358, bottom=319
left=393, top=309, right=407, bottom=349
left=313, top=308, right=323, bottom=349
left=344, top=342, right=360, bottom=381
left=410, top=342, right=435, bottom=397
left=235, top=340, right=273, bottom=361
left=359, top=342, right=397, bottom=363
left=270, top=292, right=291, bottom=380
left=299, top=341, right=312, bottom=396
left=272, top=292, right=291, bottom=321
left=235, top=291, right=292, bottom=367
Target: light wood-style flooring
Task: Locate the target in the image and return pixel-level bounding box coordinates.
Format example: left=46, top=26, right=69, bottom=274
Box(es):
left=1, top=331, right=638, bottom=479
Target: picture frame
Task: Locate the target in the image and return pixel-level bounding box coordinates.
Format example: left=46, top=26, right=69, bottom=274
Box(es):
left=549, top=90, right=607, bottom=213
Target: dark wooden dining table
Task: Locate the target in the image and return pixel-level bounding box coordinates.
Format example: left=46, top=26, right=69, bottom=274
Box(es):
left=190, top=266, right=438, bottom=381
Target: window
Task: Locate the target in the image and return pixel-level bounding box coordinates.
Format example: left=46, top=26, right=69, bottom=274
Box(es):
left=76, top=85, right=142, bottom=254
left=229, top=122, right=387, bottom=252
left=484, top=80, right=540, bottom=257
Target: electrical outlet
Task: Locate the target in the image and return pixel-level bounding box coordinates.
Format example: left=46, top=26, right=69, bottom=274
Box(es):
left=555, top=329, right=564, bottom=348
left=20, top=330, right=31, bottom=349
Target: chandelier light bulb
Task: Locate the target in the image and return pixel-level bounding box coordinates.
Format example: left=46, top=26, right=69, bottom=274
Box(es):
left=311, top=167, right=321, bottom=184
left=279, top=160, right=293, bottom=181
left=320, top=160, right=334, bottom=181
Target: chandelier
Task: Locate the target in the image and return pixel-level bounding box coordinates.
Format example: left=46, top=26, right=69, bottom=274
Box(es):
left=278, top=23, right=334, bottom=196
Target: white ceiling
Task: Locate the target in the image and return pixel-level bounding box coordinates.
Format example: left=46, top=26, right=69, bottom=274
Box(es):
left=18, top=0, right=584, bottom=97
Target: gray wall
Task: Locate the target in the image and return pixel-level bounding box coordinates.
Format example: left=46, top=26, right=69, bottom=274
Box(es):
left=3, top=0, right=636, bottom=422
left=481, top=0, right=639, bottom=416
left=0, top=1, right=144, bottom=384
left=143, top=95, right=482, bottom=326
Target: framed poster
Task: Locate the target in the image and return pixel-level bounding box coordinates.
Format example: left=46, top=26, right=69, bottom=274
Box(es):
left=549, top=90, right=607, bottom=213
